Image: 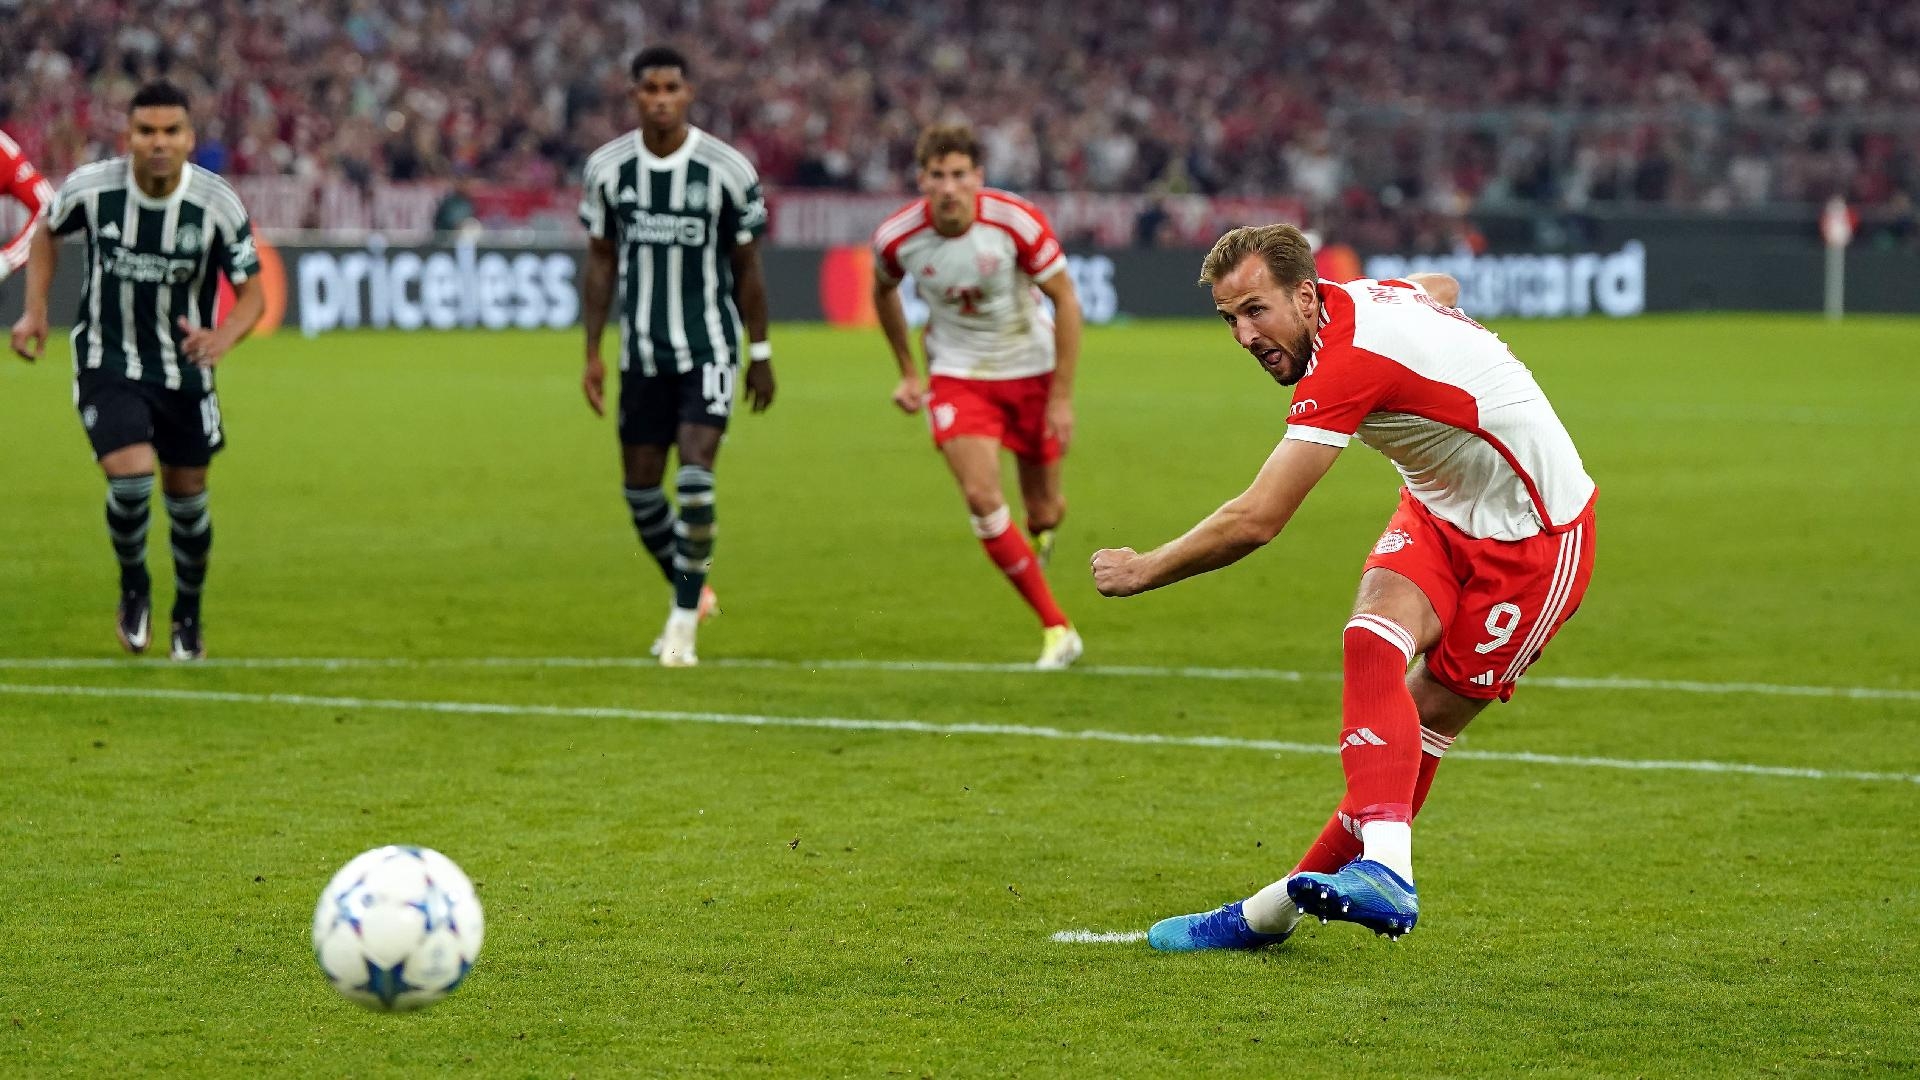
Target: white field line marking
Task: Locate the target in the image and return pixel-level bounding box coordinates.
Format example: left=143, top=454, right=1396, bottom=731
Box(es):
left=0, top=655, right=1914, bottom=703
left=1051, top=930, right=1147, bottom=944
left=2, top=682, right=1916, bottom=785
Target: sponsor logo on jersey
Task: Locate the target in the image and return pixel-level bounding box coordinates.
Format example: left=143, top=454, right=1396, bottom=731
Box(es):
left=1289, top=398, right=1318, bottom=416
left=618, top=186, right=639, bottom=204
left=103, top=248, right=199, bottom=285
left=1372, top=528, right=1413, bottom=555
left=1471, top=671, right=1496, bottom=686
left=625, top=211, right=708, bottom=247
left=99, top=221, right=122, bottom=241
left=229, top=235, right=258, bottom=271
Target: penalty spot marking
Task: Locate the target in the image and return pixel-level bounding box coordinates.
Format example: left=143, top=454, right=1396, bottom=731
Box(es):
left=0, top=655, right=1914, bottom=703
left=1051, top=930, right=1147, bottom=944
left=1, top=682, right=1916, bottom=785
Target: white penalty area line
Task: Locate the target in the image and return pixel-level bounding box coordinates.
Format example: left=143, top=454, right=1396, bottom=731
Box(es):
left=1, top=682, right=1915, bottom=786
left=1050, top=930, right=1147, bottom=945
left=0, top=655, right=1915, bottom=703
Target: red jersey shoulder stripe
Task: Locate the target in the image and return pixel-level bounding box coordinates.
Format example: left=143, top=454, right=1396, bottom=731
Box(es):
left=977, top=189, right=1046, bottom=244
left=873, top=199, right=930, bottom=249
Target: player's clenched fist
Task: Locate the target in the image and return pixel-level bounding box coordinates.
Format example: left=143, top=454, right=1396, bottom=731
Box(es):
left=1091, top=547, right=1146, bottom=597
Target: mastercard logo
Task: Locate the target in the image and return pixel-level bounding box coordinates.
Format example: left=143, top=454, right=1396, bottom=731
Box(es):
left=215, top=234, right=286, bottom=336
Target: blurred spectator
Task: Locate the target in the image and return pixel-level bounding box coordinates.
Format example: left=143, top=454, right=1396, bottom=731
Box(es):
left=1, top=0, right=1914, bottom=224
left=431, top=177, right=479, bottom=236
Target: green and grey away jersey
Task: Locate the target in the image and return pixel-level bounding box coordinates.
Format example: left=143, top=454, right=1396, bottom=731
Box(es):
left=47, top=159, right=260, bottom=395
left=578, top=127, right=767, bottom=377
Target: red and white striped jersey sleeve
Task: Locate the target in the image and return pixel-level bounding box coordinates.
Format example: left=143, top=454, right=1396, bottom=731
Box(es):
left=871, top=200, right=930, bottom=287
left=0, top=130, right=55, bottom=279
left=1282, top=287, right=1392, bottom=445
left=978, top=190, right=1066, bottom=282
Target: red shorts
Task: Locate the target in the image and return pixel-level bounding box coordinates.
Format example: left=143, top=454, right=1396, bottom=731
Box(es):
left=1364, top=489, right=1597, bottom=702
left=926, top=373, right=1062, bottom=464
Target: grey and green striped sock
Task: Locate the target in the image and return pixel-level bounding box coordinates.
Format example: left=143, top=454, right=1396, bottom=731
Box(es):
left=106, top=473, right=154, bottom=594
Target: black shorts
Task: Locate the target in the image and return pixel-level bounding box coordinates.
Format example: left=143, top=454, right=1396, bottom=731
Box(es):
left=75, top=371, right=227, bottom=466
left=617, top=358, right=736, bottom=447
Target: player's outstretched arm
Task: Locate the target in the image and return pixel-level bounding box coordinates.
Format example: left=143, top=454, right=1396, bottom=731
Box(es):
left=1035, top=270, right=1081, bottom=451
left=1406, top=272, right=1460, bottom=308
left=873, top=277, right=925, bottom=414
left=579, top=236, right=617, bottom=416
left=9, top=222, right=56, bottom=362
left=1091, top=438, right=1341, bottom=597
left=730, top=239, right=775, bottom=412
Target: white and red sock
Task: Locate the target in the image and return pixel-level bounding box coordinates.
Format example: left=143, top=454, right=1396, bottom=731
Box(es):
left=971, top=506, right=1068, bottom=628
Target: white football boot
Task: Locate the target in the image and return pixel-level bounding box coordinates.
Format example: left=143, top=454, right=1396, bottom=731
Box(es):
left=657, top=608, right=700, bottom=668
left=1035, top=624, right=1083, bottom=670
left=650, top=585, right=719, bottom=657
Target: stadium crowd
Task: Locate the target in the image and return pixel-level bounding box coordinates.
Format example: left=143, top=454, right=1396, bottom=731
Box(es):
left=5, top=0, right=1917, bottom=234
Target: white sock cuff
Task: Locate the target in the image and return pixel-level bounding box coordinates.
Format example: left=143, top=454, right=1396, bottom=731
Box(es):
left=1346, top=614, right=1416, bottom=661
left=1420, top=726, right=1455, bottom=758
left=969, top=505, right=1011, bottom=540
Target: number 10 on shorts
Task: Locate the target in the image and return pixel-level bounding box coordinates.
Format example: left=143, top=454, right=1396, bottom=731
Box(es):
left=702, top=362, right=733, bottom=416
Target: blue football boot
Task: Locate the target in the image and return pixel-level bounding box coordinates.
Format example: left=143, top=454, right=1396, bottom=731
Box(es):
left=1147, top=900, right=1295, bottom=952
left=1287, top=859, right=1419, bottom=940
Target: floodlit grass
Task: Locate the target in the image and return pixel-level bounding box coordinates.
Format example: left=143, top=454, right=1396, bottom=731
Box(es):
left=2, top=316, right=1916, bottom=1076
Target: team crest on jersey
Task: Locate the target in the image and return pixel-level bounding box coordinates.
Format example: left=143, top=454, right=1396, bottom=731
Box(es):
left=174, top=224, right=202, bottom=254
left=683, top=181, right=708, bottom=210
left=975, top=252, right=1001, bottom=277
left=1372, top=528, right=1414, bottom=555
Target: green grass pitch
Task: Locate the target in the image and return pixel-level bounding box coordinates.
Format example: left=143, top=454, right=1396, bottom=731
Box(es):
left=1, top=315, right=1916, bottom=1076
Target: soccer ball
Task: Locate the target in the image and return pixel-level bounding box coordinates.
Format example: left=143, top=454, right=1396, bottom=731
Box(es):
left=311, top=845, right=485, bottom=1011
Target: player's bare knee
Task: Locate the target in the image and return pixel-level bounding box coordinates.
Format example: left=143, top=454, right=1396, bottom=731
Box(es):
left=1025, top=495, right=1064, bottom=533
left=962, top=487, right=1005, bottom=520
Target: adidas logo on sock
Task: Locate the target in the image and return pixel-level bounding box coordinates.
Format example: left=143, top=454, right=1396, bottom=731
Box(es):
left=1342, top=727, right=1388, bottom=748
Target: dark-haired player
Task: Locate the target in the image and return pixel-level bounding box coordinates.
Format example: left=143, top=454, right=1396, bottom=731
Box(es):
left=11, top=81, right=266, bottom=660
left=579, top=45, right=776, bottom=667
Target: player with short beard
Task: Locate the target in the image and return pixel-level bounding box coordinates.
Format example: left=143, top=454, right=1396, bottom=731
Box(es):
left=11, top=81, right=267, bottom=661
left=1093, top=223, right=1598, bottom=946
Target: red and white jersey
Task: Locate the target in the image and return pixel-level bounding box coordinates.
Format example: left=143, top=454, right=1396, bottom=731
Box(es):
left=1284, top=278, right=1596, bottom=541
left=0, top=129, right=55, bottom=280
left=872, top=189, right=1067, bottom=380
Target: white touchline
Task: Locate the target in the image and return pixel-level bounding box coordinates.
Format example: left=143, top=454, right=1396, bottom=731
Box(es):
left=0, top=655, right=1914, bottom=702
left=1, top=682, right=1915, bottom=785
left=1051, top=930, right=1147, bottom=944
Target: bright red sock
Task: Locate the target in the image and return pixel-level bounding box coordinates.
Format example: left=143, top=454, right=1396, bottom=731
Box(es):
left=1292, top=732, right=1450, bottom=876
left=973, top=509, right=1068, bottom=628
left=1336, top=615, right=1422, bottom=826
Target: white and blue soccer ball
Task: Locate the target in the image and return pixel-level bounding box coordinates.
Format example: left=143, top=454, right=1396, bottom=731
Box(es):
left=312, top=845, right=484, bottom=1011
